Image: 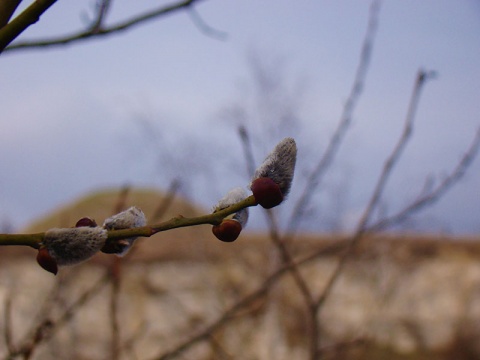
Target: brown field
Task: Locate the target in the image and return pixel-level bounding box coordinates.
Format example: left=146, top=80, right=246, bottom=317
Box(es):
left=1, top=187, right=479, bottom=359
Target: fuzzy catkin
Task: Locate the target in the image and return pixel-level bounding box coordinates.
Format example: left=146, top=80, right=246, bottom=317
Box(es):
left=44, top=227, right=108, bottom=266
left=251, top=137, right=297, bottom=197
left=103, top=206, right=146, bottom=256
left=213, top=187, right=249, bottom=227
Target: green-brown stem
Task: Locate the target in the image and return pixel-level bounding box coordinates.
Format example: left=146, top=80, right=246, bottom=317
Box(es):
left=0, top=195, right=258, bottom=248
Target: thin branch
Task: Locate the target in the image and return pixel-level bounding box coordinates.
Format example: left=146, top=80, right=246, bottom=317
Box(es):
left=237, top=125, right=257, bottom=177
left=0, top=0, right=57, bottom=54
left=151, top=239, right=350, bottom=360
left=109, top=259, right=122, bottom=360
left=90, top=0, right=112, bottom=33
left=9, top=272, right=111, bottom=359
left=4, top=0, right=207, bottom=52
left=0, top=194, right=257, bottom=247
left=370, top=126, right=480, bottom=231
left=0, top=0, right=22, bottom=28
left=237, top=124, right=318, bottom=358
left=187, top=5, right=227, bottom=40
left=149, top=179, right=181, bottom=223
left=285, top=0, right=381, bottom=236
left=3, top=292, right=15, bottom=355
left=315, top=68, right=435, bottom=311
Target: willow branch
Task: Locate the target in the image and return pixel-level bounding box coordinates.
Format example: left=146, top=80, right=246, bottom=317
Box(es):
left=4, top=0, right=206, bottom=52
left=0, top=0, right=57, bottom=53
left=0, top=195, right=257, bottom=248
left=314, top=69, right=436, bottom=311
left=285, top=0, right=381, bottom=236
left=0, top=0, right=22, bottom=28
left=370, top=126, right=480, bottom=231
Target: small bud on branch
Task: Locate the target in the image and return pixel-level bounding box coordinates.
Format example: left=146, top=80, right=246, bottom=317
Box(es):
left=250, top=137, right=297, bottom=208
left=101, top=206, right=146, bottom=256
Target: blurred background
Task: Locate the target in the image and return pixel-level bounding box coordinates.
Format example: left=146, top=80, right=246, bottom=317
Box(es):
left=1, top=1, right=480, bottom=359
left=0, top=0, right=479, bottom=234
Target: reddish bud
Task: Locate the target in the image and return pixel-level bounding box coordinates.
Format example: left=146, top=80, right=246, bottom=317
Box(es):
left=212, top=219, right=242, bottom=242
left=75, top=217, right=97, bottom=227
left=36, top=247, right=58, bottom=275
left=251, top=177, right=284, bottom=209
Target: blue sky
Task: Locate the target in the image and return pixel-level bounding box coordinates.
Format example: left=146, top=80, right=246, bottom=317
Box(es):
left=1, top=1, right=479, bottom=234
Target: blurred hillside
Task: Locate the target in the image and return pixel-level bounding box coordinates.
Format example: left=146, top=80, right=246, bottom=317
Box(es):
left=1, top=187, right=480, bottom=359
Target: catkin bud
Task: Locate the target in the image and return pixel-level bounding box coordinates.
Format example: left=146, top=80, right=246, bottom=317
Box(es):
left=43, top=227, right=108, bottom=266
left=250, top=137, right=297, bottom=208
left=213, top=187, right=249, bottom=227
left=212, top=187, right=249, bottom=242
left=101, top=206, right=146, bottom=256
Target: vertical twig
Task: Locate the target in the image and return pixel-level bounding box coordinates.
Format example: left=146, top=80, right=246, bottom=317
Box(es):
left=313, top=69, right=435, bottom=358
left=90, top=0, right=112, bottom=32
left=237, top=124, right=319, bottom=358
left=286, top=0, right=382, bottom=237
left=3, top=292, right=16, bottom=356
left=149, top=179, right=181, bottom=223
left=108, top=186, right=131, bottom=360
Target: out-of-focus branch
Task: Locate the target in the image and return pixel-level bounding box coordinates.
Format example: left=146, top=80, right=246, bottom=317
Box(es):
left=7, top=272, right=110, bottom=359
left=0, top=0, right=57, bottom=54
left=0, top=0, right=22, bottom=28
left=149, top=179, right=181, bottom=223
left=187, top=5, right=227, bottom=40
left=90, top=0, right=112, bottom=33
left=237, top=124, right=319, bottom=358
left=314, top=69, right=435, bottom=311
left=286, top=0, right=381, bottom=236
left=370, top=126, right=480, bottom=231
left=3, top=292, right=15, bottom=355
left=4, top=0, right=207, bottom=53
left=151, top=238, right=350, bottom=360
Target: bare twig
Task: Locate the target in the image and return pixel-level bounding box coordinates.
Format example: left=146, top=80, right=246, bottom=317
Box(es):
left=4, top=0, right=207, bottom=52
left=0, top=194, right=258, bottom=247
left=149, top=179, right=181, bottom=223
left=9, top=272, right=111, bottom=359
left=151, top=239, right=350, bottom=360
left=0, top=0, right=57, bottom=53
left=187, top=6, right=227, bottom=40
left=90, top=0, right=112, bottom=33
left=370, top=126, right=480, bottom=231
left=109, top=259, right=122, bottom=360
left=286, top=0, right=382, bottom=236
left=312, top=69, right=435, bottom=358
left=108, top=186, right=130, bottom=360
left=3, top=292, right=15, bottom=355
left=237, top=122, right=318, bottom=358
left=0, top=0, right=22, bottom=28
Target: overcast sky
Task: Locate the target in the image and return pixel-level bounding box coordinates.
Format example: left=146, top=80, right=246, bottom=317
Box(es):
left=1, top=0, right=479, bottom=234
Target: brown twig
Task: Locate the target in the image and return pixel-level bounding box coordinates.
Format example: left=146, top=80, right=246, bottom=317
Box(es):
left=8, top=272, right=110, bottom=359
left=90, top=0, right=112, bottom=33
left=312, top=69, right=435, bottom=358
left=370, top=127, right=480, bottom=231
left=237, top=120, right=318, bottom=358
left=0, top=194, right=258, bottom=247
left=149, top=179, right=181, bottom=223
left=108, top=186, right=131, bottom=360
left=0, top=0, right=57, bottom=53
left=0, top=0, right=22, bottom=28
left=151, top=239, right=350, bottom=360
left=285, top=0, right=382, bottom=237
left=3, top=0, right=207, bottom=52
left=3, top=291, right=15, bottom=356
